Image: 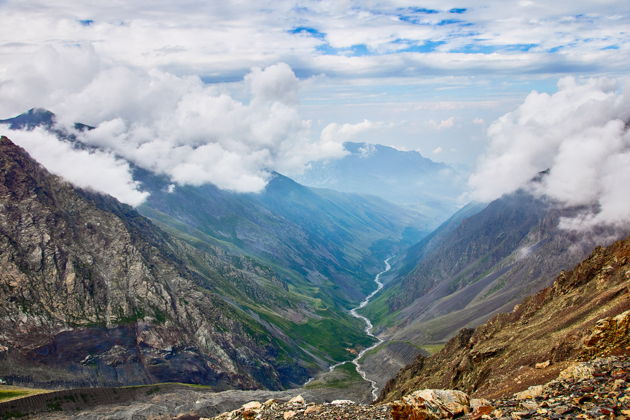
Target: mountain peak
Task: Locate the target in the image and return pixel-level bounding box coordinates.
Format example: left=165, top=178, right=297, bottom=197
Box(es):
left=0, top=108, right=56, bottom=130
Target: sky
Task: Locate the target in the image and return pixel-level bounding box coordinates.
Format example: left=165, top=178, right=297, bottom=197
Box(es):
left=0, top=1, right=629, bottom=227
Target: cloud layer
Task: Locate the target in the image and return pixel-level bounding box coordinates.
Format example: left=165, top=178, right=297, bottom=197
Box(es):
left=5, top=127, right=148, bottom=206
left=0, top=45, right=365, bottom=204
left=0, top=1, right=628, bottom=80
left=469, top=77, right=630, bottom=229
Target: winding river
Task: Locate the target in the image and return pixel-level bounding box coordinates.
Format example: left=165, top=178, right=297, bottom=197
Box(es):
left=304, top=257, right=392, bottom=400
left=349, top=257, right=392, bottom=400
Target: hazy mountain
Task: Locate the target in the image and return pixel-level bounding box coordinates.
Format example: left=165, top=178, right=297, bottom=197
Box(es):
left=136, top=168, right=427, bottom=307
left=294, top=142, right=467, bottom=226
left=0, top=136, right=376, bottom=389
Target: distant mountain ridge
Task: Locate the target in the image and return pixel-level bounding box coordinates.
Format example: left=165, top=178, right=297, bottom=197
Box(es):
left=295, top=141, right=466, bottom=226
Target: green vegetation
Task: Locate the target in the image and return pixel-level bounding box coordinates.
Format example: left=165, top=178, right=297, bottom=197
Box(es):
left=419, top=343, right=445, bottom=355
left=0, top=386, right=51, bottom=403
left=304, top=362, right=362, bottom=389
left=0, top=390, right=30, bottom=402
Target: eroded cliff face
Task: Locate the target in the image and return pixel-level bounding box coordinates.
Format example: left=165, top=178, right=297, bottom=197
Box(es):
left=380, top=234, right=630, bottom=402
left=0, top=136, right=307, bottom=389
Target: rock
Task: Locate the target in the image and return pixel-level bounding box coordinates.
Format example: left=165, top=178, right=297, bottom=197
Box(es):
left=242, top=401, right=262, bottom=410
left=558, top=363, right=595, bottom=381
left=263, top=398, right=277, bottom=407
left=583, top=310, right=630, bottom=355
left=391, top=389, right=470, bottom=419
left=283, top=410, right=296, bottom=419
left=534, top=360, right=550, bottom=369
left=470, top=398, right=494, bottom=417
left=553, top=405, right=572, bottom=415
left=331, top=399, right=355, bottom=405
left=304, top=405, right=322, bottom=414
left=520, top=400, right=538, bottom=410
left=288, top=395, right=305, bottom=405
left=514, top=385, right=545, bottom=400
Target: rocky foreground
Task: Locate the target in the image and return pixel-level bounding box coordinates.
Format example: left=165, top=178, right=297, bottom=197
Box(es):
left=204, top=356, right=629, bottom=420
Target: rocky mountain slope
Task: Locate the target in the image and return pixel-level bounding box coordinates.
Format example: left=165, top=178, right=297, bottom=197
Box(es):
left=136, top=168, right=425, bottom=307
left=363, top=189, right=620, bottom=348
left=294, top=141, right=465, bottom=226
left=379, top=233, right=630, bottom=402
left=2, top=233, right=628, bottom=418
left=0, top=136, right=372, bottom=390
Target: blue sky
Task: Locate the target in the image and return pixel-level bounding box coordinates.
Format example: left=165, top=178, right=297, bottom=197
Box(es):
left=0, top=0, right=628, bottom=174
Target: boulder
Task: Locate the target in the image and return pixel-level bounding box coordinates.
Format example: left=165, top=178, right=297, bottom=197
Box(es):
left=390, top=389, right=470, bottom=419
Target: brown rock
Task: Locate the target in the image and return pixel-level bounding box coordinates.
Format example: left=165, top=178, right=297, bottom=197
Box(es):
left=534, top=360, right=550, bottom=369
left=283, top=410, right=297, bottom=419
left=304, top=405, right=322, bottom=414
left=391, top=389, right=470, bottom=419
left=288, top=394, right=305, bottom=405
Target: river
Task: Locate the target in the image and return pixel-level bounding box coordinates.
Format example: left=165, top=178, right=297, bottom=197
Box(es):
left=349, top=257, right=392, bottom=400
left=304, top=257, right=392, bottom=400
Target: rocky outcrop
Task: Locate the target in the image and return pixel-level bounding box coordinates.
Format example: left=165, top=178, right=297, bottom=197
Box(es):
left=0, top=136, right=310, bottom=389
left=379, top=234, right=630, bottom=402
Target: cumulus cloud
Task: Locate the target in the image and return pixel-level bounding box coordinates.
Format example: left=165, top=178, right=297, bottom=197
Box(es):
left=4, top=128, right=148, bottom=206
left=428, top=117, right=455, bottom=130
left=469, top=77, right=630, bottom=229
left=320, top=119, right=379, bottom=144
left=0, top=45, right=349, bottom=201
left=432, top=146, right=443, bottom=154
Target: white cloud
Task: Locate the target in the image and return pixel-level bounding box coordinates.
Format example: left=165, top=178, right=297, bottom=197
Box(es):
left=320, top=119, right=379, bottom=144
left=472, top=117, right=485, bottom=125
left=429, top=117, right=455, bottom=130
left=469, top=77, right=630, bottom=229
left=432, top=146, right=443, bottom=154
left=0, top=1, right=628, bottom=81
left=3, top=127, right=148, bottom=206
left=0, top=46, right=349, bottom=198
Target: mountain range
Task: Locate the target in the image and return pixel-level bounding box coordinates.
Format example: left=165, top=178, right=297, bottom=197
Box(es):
left=294, top=141, right=466, bottom=226
left=0, top=110, right=427, bottom=391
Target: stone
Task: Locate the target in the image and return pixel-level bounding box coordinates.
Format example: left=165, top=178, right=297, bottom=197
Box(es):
left=283, top=410, right=296, bottom=419
left=288, top=395, right=305, bottom=405
left=331, top=399, right=355, bottom=405
left=514, top=385, right=545, bottom=400
left=391, top=389, right=470, bottom=419
left=535, top=360, right=550, bottom=369
left=520, top=400, right=538, bottom=410
left=558, top=363, right=595, bottom=381
left=304, top=405, right=321, bottom=414
left=553, top=405, right=573, bottom=415
left=263, top=398, right=277, bottom=407
left=470, top=398, right=494, bottom=417
left=241, top=401, right=262, bottom=410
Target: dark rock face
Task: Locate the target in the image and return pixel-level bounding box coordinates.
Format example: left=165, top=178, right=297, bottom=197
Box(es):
left=0, top=136, right=307, bottom=389
left=379, top=234, right=630, bottom=402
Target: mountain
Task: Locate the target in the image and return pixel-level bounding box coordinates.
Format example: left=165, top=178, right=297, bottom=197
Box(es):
left=0, top=108, right=55, bottom=130
left=0, top=111, right=429, bottom=391
left=294, top=142, right=466, bottom=226
left=379, top=233, right=630, bottom=402
left=0, top=136, right=374, bottom=390
left=0, top=109, right=429, bottom=308
left=136, top=168, right=427, bottom=307
left=363, top=190, right=617, bottom=344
